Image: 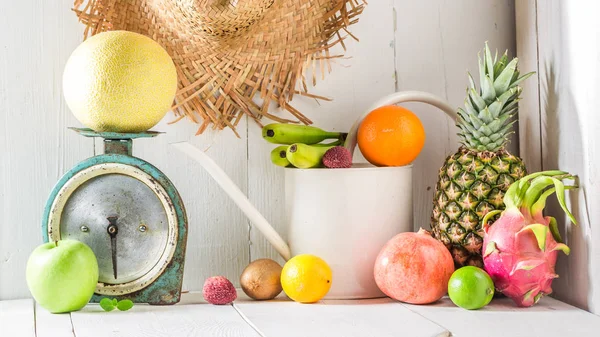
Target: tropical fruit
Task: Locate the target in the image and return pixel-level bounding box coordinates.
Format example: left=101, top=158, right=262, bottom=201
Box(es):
left=357, top=105, right=425, bottom=167
left=286, top=143, right=335, bottom=169
left=270, top=146, right=291, bottom=167
left=203, top=276, right=237, bottom=305
left=431, top=43, right=533, bottom=268
left=262, top=123, right=348, bottom=168
left=240, top=259, right=283, bottom=300
left=448, top=266, right=494, bottom=310
left=374, top=229, right=454, bottom=304
left=262, top=123, right=345, bottom=145
left=63, top=31, right=177, bottom=133
left=280, top=254, right=332, bottom=303
left=322, top=146, right=352, bottom=168
left=482, top=171, right=577, bottom=307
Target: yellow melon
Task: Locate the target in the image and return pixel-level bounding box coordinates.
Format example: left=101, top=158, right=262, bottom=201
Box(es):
left=63, top=31, right=177, bottom=133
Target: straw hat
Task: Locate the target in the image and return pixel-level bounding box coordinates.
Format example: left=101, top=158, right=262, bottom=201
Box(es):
left=72, top=0, right=365, bottom=136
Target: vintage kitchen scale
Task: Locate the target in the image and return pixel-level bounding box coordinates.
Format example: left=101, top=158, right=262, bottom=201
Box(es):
left=42, top=128, right=187, bottom=305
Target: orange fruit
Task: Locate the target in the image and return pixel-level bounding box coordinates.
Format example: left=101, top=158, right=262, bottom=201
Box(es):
left=357, top=105, right=425, bottom=166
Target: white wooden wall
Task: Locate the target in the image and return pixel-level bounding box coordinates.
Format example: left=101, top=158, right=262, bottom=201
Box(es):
left=516, top=0, right=600, bottom=314
left=0, top=0, right=516, bottom=300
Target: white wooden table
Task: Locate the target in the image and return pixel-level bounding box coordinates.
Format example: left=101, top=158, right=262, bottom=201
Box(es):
left=2, top=291, right=599, bottom=337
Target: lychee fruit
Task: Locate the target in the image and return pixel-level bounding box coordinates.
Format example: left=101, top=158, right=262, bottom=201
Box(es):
left=323, top=146, right=352, bottom=168
left=203, top=276, right=237, bottom=305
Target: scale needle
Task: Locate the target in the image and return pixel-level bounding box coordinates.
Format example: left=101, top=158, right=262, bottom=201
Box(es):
left=110, top=236, right=117, bottom=279
left=107, top=215, right=119, bottom=280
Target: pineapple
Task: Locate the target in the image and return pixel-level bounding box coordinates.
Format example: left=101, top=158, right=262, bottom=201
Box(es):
left=431, top=43, right=533, bottom=268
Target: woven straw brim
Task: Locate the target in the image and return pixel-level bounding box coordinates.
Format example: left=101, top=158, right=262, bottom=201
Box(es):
left=73, top=0, right=365, bottom=136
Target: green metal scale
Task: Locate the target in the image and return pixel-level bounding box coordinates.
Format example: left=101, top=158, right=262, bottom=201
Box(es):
left=42, top=128, right=187, bottom=305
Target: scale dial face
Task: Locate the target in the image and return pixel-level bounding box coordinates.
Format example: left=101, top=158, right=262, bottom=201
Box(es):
left=46, top=162, right=179, bottom=296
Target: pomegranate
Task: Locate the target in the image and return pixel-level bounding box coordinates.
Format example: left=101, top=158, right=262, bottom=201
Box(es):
left=374, top=229, right=454, bottom=304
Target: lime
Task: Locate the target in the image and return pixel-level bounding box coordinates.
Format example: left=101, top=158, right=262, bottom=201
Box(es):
left=448, top=266, right=494, bottom=310
left=280, top=254, right=332, bottom=303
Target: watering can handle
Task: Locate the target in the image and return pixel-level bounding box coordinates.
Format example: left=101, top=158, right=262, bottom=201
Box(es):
left=171, top=142, right=292, bottom=261
left=344, top=91, right=458, bottom=155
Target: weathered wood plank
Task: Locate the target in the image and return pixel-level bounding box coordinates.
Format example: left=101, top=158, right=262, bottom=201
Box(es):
left=393, top=0, right=518, bottom=230
left=515, top=0, right=543, bottom=172
left=35, top=302, right=75, bottom=337
left=0, top=299, right=35, bottom=337
left=0, top=0, right=92, bottom=300
left=70, top=300, right=260, bottom=337
left=531, top=0, right=600, bottom=314
left=235, top=297, right=448, bottom=337
left=21, top=293, right=600, bottom=337
left=404, top=297, right=600, bottom=337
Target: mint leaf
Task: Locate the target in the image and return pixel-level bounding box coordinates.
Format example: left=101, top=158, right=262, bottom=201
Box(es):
left=116, top=299, right=134, bottom=311
left=100, top=298, right=116, bottom=312
left=112, top=298, right=118, bottom=306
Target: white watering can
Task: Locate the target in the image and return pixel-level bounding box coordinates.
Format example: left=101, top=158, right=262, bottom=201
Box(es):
left=173, top=91, right=457, bottom=299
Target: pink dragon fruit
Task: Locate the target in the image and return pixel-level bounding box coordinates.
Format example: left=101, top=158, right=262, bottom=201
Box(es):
left=482, top=171, right=577, bottom=307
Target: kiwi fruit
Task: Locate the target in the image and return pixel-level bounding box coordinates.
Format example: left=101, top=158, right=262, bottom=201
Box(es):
left=240, top=258, right=283, bottom=300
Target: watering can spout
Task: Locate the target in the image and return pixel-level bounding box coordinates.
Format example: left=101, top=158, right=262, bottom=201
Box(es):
left=171, top=142, right=292, bottom=261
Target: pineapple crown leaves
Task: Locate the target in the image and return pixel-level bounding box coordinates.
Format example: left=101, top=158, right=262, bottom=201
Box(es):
left=457, top=42, right=535, bottom=152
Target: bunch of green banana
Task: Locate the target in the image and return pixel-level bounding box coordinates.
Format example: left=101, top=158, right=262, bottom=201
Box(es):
left=263, top=123, right=347, bottom=168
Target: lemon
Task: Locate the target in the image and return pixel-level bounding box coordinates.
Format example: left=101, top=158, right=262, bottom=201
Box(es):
left=63, top=31, right=177, bottom=133
left=448, top=266, right=495, bottom=310
left=280, top=254, right=332, bottom=303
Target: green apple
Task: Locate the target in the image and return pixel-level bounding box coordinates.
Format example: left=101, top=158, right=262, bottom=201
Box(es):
left=26, top=239, right=99, bottom=313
